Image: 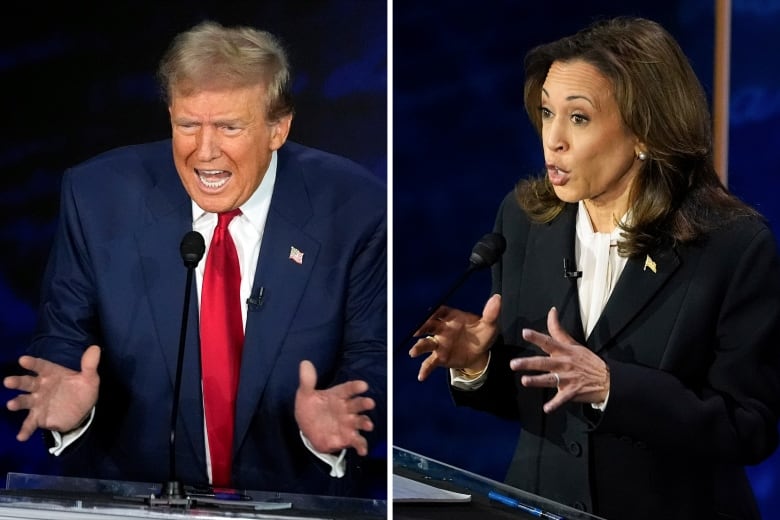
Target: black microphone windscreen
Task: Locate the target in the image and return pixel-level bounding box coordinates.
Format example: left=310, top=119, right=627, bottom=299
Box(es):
left=469, top=232, right=507, bottom=269
left=180, top=231, right=206, bottom=268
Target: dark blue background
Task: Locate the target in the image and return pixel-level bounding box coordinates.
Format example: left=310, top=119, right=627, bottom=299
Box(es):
left=393, top=1, right=780, bottom=517
left=0, top=1, right=387, bottom=499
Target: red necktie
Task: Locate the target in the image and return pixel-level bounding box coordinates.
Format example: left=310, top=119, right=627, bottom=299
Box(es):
left=200, top=209, right=244, bottom=487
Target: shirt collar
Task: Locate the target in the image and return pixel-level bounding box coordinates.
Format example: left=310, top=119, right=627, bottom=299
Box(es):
left=576, top=200, right=631, bottom=243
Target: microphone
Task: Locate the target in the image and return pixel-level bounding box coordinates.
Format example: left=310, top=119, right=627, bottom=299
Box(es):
left=398, top=232, right=506, bottom=347
left=246, top=287, right=265, bottom=311
left=563, top=258, right=582, bottom=279
left=181, top=231, right=206, bottom=268
left=160, top=231, right=205, bottom=502
left=469, top=232, right=506, bottom=269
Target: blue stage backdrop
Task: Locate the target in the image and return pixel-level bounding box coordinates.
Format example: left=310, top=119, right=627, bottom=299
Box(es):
left=393, top=1, right=780, bottom=517
left=0, top=1, right=386, bottom=499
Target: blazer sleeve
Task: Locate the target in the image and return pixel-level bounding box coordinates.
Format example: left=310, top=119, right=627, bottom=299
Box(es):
left=451, top=190, right=533, bottom=420
left=29, top=168, right=100, bottom=369
left=333, top=206, right=388, bottom=447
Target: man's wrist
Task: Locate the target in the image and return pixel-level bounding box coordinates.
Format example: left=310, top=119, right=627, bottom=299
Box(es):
left=49, top=407, right=96, bottom=456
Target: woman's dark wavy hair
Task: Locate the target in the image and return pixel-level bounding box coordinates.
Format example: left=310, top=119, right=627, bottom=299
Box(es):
left=517, top=16, right=759, bottom=257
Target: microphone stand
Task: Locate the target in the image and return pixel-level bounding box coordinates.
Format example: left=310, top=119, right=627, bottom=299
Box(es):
left=155, top=231, right=204, bottom=506
left=398, top=264, right=477, bottom=348
left=397, top=232, right=506, bottom=349
left=159, top=262, right=194, bottom=502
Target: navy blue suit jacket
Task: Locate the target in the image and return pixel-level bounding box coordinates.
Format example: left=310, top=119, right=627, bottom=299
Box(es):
left=30, top=139, right=386, bottom=496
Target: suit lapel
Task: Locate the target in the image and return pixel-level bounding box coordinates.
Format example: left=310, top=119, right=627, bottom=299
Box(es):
left=134, top=160, right=205, bottom=462
left=523, top=203, right=680, bottom=352
left=234, top=150, right=320, bottom=451
left=587, top=246, right=680, bottom=353
left=524, top=204, right=585, bottom=342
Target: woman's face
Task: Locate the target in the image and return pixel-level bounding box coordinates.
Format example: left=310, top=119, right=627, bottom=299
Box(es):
left=540, top=60, right=643, bottom=216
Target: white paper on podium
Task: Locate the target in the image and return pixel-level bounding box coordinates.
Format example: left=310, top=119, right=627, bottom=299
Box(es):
left=392, top=474, right=471, bottom=503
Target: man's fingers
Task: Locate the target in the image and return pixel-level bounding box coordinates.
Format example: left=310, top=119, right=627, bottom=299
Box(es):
left=81, top=345, right=101, bottom=374
left=347, top=396, right=375, bottom=414
left=5, top=374, right=40, bottom=393
left=327, top=380, right=370, bottom=400
left=356, top=415, right=374, bottom=432
left=17, top=413, right=40, bottom=442
left=7, top=393, right=33, bottom=412
left=349, top=432, right=369, bottom=456
left=17, top=355, right=39, bottom=372
left=298, top=360, right=318, bottom=392
left=6, top=397, right=20, bottom=412
left=3, top=375, right=22, bottom=391
left=345, top=380, right=369, bottom=396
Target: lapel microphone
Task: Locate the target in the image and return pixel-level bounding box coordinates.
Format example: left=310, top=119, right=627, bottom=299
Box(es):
left=246, top=287, right=265, bottom=311
left=563, top=258, right=583, bottom=279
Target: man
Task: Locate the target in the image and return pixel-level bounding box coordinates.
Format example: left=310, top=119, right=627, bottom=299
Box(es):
left=3, top=21, right=386, bottom=497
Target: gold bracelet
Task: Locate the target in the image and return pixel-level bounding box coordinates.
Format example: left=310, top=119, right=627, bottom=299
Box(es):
left=455, top=366, right=485, bottom=378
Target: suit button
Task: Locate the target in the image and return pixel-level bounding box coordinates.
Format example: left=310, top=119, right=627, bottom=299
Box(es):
left=634, top=440, right=647, bottom=449
left=572, top=501, right=587, bottom=511
left=567, top=441, right=582, bottom=457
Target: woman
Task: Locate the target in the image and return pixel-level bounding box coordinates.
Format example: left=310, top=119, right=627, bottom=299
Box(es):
left=410, top=17, right=780, bottom=519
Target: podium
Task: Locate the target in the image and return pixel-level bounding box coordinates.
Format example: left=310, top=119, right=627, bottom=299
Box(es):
left=0, top=472, right=387, bottom=519
left=393, top=446, right=605, bottom=520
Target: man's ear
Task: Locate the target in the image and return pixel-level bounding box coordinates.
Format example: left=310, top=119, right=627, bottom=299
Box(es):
left=270, top=114, right=293, bottom=150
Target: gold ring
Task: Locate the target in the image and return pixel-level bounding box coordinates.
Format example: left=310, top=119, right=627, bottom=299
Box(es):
left=426, top=335, right=439, bottom=345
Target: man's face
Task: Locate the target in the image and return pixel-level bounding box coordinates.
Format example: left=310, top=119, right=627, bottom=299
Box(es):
left=169, top=84, right=291, bottom=213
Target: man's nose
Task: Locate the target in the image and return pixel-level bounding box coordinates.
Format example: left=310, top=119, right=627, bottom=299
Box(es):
left=196, top=127, right=221, bottom=161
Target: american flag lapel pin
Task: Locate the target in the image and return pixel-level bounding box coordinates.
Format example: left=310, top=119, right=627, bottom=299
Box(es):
left=643, top=254, right=657, bottom=273
left=289, top=246, right=304, bottom=265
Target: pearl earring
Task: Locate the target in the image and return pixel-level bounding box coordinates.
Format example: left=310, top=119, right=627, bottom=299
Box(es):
left=638, top=151, right=648, bottom=161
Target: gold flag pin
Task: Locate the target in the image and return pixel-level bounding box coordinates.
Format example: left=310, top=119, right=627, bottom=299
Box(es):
left=643, top=255, right=657, bottom=273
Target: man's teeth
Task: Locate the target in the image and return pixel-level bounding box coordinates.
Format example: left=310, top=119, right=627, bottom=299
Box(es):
left=198, top=170, right=229, bottom=188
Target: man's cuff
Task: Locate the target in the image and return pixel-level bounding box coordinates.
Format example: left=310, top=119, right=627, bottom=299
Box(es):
left=49, top=407, right=95, bottom=456
left=300, top=432, right=347, bottom=478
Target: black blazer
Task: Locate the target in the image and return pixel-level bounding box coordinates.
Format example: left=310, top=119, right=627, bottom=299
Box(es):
left=454, top=191, right=780, bottom=519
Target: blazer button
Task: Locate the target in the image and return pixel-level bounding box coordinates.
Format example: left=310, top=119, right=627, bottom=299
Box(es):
left=634, top=440, right=647, bottom=449
left=567, top=441, right=582, bottom=457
